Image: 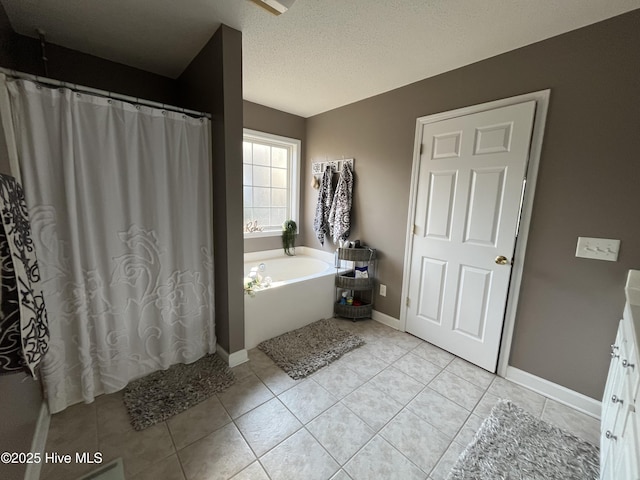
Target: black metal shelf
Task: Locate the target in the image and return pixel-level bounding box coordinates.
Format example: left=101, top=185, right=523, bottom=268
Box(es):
left=334, top=247, right=376, bottom=321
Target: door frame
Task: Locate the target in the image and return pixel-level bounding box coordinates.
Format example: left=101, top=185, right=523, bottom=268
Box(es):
left=399, top=89, right=550, bottom=376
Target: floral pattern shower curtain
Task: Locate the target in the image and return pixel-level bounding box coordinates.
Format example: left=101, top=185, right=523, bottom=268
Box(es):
left=2, top=78, right=215, bottom=413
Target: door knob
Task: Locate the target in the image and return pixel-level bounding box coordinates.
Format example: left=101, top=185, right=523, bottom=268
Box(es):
left=495, top=256, right=509, bottom=265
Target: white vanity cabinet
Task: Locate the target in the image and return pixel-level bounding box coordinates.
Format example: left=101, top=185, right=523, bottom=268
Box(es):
left=601, top=270, right=640, bottom=480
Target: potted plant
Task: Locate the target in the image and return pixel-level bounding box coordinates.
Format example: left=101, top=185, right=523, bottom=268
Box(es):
left=282, top=220, right=297, bottom=256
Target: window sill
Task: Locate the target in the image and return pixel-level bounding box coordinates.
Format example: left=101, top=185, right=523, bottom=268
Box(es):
left=244, top=230, right=283, bottom=239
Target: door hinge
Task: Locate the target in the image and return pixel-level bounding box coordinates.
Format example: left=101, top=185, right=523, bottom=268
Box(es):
left=412, top=224, right=417, bottom=235
left=406, top=297, right=410, bottom=307
left=419, top=144, right=424, bottom=155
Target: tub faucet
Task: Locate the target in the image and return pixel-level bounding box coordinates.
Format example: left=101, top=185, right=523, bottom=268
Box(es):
left=258, top=263, right=266, bottom=272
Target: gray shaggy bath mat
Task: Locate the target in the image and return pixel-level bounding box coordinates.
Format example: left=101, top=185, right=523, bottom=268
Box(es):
left=123, top=353, right=235, bottom=430
left=448, top=399, right=599, bottom=480
left=258, top=318, right=365, bottom=379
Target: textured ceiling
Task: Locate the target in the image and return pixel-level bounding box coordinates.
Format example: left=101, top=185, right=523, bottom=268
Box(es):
left=2, top=0, right=639, bottom=117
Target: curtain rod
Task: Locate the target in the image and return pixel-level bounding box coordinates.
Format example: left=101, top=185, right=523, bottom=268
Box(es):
left=0, top=67, right=212, bottom=119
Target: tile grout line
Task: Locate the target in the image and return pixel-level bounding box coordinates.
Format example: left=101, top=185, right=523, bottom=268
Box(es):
left=236, top=396, right=302, bottom=457
left=248, top=375, right=336, bottom=470
left=424, top=375, right=490, bottom=412
left=540, top=396, right=549, bottom=419
left=226, top=368, right=292, bottom=478
left=375, top=432, right=431, bottom=477
left=298, top=424, right=344, bottom=477
left=93, top=401, right=100, bottom=463
left=169, top=392, right=235, bottom=454
left=233, top=368, right=302, bottom=478
left=165, top=421, right=190, bottom=480
left=441, top=359, right=497, bottom=390
left=337, top=342, right=478, bottom=476
left=375, top=403, right=443, bottom=477
left=164, top=419, right=179, bottom=453
left=269, top=378, right=343, bottom=478
left=229, top=415, right=268, bottom=473
left=337, top=393, right=405, bottom=466
left=337, top=384, right=449, bottom=477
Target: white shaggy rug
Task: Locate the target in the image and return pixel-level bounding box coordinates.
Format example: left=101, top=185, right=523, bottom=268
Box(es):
left=448, top=400, right=599, bottom=480
left=258, top=318, right=365, bottom=379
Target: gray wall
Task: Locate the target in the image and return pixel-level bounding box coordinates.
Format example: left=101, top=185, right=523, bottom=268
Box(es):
left=304, top=10, right=640, bottom=399
left=179, top=25, right=245, bottom=354
left=0, top=373, right=43, bottom=480
left=243, top=100, right=307, bottom=253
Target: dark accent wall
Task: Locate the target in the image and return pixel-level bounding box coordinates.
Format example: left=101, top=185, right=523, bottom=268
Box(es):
left=305, top=10, right=640, bottom=399
left=7, top=34, right=177, bottom=105
left=178, top=25, right=245, bottom=354
left=0, top=2, right=12, bottom=68
left=243, top=100, right=307, bottom=253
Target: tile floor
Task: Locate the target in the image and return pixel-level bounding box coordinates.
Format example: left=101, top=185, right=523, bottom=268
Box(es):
left=40, top=319, right=600, bottom=480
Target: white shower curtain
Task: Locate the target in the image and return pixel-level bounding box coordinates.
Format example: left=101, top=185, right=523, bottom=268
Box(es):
left=0, top=77, right=215, bottom=413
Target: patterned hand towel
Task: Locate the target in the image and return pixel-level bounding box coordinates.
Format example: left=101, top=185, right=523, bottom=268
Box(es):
left=329, top=163, right=353, bottom=243
left=313, top=166, right=334, bottom=245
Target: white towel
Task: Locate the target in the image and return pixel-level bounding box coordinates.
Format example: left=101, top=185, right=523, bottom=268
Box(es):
left=313, top=166, right=334, bottom=245
left=329, top=163, right=353, bottom=243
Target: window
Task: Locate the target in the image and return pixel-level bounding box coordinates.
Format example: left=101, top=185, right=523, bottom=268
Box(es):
left=243, top=129, right=300, bottom=237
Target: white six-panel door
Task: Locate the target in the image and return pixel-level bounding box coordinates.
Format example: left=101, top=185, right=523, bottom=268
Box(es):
left=405, top=101, right=536, bottom=372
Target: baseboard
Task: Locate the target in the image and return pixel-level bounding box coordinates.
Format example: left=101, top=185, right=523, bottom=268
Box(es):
left=216, top=344, right=249, bottom=367
left=371, top=310, right=401, bottom=330
left=24, top=400, right=50, bottom=480
left=506, top=366, right=601, bottom=419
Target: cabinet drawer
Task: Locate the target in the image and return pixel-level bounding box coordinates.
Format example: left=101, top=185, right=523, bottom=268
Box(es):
left=612, top=408, right=640, bottom=480
left=625, top=342, right=639, bottom=403
left=603, top=323, right=625, bottom=433
left=601, top=321, right=628, bottom=466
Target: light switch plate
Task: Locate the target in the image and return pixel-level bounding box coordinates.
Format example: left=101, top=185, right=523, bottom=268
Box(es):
left=576, top=237, right=620, bottom=262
